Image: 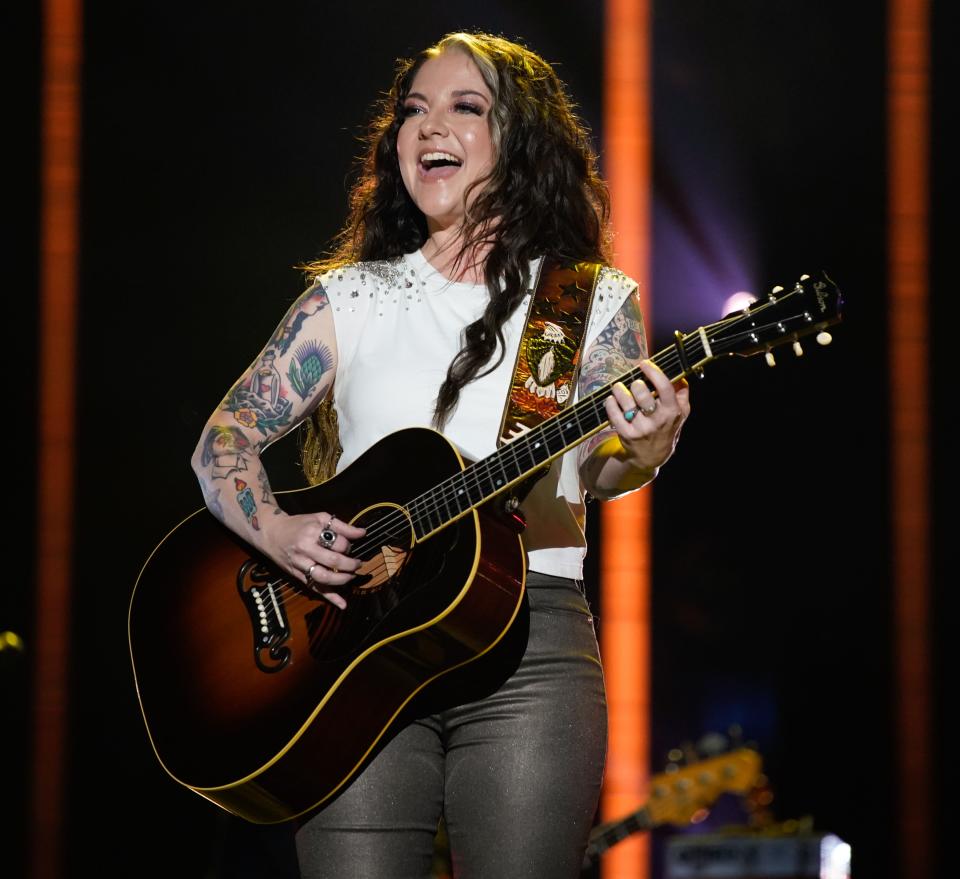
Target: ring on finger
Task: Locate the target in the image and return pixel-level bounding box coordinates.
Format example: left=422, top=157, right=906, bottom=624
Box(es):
left=623, top=408, right=637, bottom=423
left=319, top=527, right=337, bottom=549
left=306, top=563, right=319, bottom=582
left=640, top=400, right=658, bottom=416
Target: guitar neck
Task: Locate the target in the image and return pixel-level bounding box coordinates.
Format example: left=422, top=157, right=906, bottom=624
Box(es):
left=390, top=272, right=841, bottom=543
left=405, top=334, right=705, bottom=541
left=583, top=806, right=655, bottom=866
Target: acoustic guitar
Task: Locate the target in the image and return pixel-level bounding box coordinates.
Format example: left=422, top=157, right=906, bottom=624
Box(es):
left=129, top=274, right=841, bottom=823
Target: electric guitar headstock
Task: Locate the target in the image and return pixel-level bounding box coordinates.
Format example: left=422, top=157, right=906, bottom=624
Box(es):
left=583, top=734, right=767, bottom=867
left=646, top=746, right=764, bottom=826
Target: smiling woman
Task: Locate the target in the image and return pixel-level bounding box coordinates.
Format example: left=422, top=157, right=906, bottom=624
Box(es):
left=397, top=51, right=495, bottom=238
left=185, top=30, right=689, bottom=879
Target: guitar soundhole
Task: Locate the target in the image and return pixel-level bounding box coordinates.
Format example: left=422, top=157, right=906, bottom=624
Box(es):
left=305, top=505, right=415, bottom=662
left=350, top=504, right=414, bottom=597
left=304, top=506, right=459, bottom=664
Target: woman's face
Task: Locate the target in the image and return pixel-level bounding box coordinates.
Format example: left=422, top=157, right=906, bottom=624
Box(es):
left=397, top=50, right=495, bottom=234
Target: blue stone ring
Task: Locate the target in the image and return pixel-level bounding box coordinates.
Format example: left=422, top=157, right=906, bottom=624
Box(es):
left=623, top=408, right=637, bottom=422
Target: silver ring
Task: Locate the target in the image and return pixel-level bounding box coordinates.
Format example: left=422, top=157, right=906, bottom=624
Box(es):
left=319, top=528, right=337, bottom=549
left=640, top=400, right=658, bottom=416
left=623, top=408, right=637, bottom=423
left=306, top=563, right=319, bottom=582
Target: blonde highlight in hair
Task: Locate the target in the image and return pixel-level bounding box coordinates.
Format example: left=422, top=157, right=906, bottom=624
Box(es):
left=301, top=396, right=341, bottom=485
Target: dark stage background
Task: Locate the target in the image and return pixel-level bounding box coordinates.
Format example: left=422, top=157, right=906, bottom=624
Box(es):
left=7, top=1, right=951, bottom=877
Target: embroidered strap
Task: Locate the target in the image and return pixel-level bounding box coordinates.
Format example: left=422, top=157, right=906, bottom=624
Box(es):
left=498, top=261, right=603, bottom=446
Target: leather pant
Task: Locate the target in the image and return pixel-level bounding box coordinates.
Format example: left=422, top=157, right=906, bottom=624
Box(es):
left=295, top=572, right=608, bottom=879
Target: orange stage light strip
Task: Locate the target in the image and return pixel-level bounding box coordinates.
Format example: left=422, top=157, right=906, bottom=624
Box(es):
left=888, top=1, right=931, bottom=877
left=32, top=0, right=81, bottom=877
left=601, top=0, right=652, bottom=877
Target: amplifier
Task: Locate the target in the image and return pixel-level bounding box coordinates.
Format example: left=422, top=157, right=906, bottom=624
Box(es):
left=665, top=831, right=850, bottom=878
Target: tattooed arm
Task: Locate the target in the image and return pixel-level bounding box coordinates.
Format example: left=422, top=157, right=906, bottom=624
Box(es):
left=577, top=288, right=690, bottom=500
left=190, top=281, right=363, bottom=607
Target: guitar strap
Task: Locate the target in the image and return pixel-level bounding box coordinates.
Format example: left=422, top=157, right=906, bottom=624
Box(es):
left=497, top=260, right=603, bottom=446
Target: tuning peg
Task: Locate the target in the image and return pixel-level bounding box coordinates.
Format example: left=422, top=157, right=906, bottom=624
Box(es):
left=696, top=731, right=729, bottom=756
left=793, top=341, right=803, bottom=357
left=816, top=331, right=833, bottom=346
left=769, top=285, right=784, bottom=301
left=765, top=351, right=776, bottom=367
left=799, top=274, right=810, bottom=281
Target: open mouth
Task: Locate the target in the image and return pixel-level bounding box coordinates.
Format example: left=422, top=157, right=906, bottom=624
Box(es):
left=419, top=151, right=463, bottom=175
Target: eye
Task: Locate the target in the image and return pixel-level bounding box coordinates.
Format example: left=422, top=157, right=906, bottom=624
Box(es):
left=401, top=104, right=425, bottom=118
left=454, top=102, right=484, bottom=116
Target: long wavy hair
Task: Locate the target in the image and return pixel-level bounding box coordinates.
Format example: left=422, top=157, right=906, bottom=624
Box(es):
left=303, top=32, right=612, bottom=483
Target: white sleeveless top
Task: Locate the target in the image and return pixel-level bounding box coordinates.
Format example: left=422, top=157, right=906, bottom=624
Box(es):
left=318, top=249, right=637, bottom=579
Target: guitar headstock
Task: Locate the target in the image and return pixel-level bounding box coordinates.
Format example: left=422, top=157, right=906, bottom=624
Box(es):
left=646, top=747, right=764, bottom=827
left=703, top=273, right=843, bottom=364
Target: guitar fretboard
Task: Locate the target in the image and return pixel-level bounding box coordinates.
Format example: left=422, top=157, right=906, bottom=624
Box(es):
left=405, top=331, right=710, bottom=540
left=353, top=273, right=840, bottom=551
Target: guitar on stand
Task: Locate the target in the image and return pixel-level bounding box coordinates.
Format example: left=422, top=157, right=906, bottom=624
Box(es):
left=581, top=746, right=764, bottom=869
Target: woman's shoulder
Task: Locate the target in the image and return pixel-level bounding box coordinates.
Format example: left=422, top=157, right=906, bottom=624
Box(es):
left=314, top=256, right=411, bottom=294
left=596, top=264, right=637, bottom=295
left=582, top=264, right=639, bottom=337
left=309, top=256, right=418, bottom=350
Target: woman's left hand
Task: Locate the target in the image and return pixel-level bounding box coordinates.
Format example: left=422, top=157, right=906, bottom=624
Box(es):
left=603, top=359, right=691, bottom=473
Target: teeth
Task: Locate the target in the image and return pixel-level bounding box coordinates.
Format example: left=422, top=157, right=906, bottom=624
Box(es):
left=420, top=151, right=462, bottom=166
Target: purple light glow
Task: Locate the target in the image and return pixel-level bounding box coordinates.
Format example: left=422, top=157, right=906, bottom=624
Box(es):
left=652, top=185, right=758, bottom=343
left=650, top=66, right=760, bottom=345
left=723, top=291, right=758, bottom=315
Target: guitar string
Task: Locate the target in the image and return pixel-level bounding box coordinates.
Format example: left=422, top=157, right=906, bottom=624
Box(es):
left=249, top=346, right=677, bottom=618
left=248, top=555, right=402, bottom=620
left=397, top=298, right=822, bottom=536
left=349, top=346, right=685, bottom=542
left=341, top=302, right=812, bottom=554
left=244, top=302, right=815, bottom=616
left=343, top=340, right=693, bottom=548
left=245, top=308, right=789, bottom=616
left=258, top=334, right=703, bottom=615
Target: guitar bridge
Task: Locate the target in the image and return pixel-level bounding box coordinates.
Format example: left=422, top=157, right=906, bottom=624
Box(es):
left=237, top=559, right=292, bottom=673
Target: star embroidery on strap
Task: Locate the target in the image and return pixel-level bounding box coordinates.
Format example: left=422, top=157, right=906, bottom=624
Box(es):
left=555, top=280, right=587, bottom=314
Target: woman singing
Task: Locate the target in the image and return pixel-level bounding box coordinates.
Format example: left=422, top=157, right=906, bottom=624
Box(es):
left=192, top=31, right=689, bottom=879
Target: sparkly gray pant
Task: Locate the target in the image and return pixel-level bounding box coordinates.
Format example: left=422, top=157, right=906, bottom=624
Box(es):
left=295, top=572, right=608, bottom=879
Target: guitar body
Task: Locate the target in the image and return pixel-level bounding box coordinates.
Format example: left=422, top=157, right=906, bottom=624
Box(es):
left=128, top=428, right=525, bottom=823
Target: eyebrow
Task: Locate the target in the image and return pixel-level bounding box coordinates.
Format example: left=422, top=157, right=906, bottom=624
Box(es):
left=405, top=89, right=490, bottom=102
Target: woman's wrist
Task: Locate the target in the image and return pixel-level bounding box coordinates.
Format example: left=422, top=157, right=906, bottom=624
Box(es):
left=580, top=433, right=659, bottom=499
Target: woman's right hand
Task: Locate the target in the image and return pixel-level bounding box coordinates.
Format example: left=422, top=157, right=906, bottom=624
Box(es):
left=261, top=512, right=366, bottom=610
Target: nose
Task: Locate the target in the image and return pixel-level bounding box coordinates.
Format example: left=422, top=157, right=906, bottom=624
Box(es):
left=418, top=106, right=448, bottom=138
